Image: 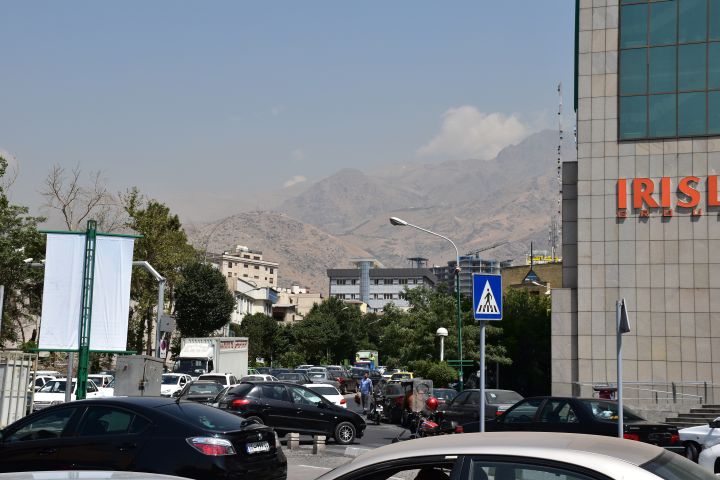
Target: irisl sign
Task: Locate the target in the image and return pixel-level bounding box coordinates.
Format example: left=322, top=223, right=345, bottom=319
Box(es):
left=616, top=176, right=720, bottom=217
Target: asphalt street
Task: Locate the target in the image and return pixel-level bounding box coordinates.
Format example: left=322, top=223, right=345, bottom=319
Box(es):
left=285, top=392, right=408, bottom=480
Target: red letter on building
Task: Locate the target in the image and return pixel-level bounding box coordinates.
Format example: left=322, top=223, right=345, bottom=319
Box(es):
left=677, top=176, right=701, bottom=208
left=709, top=176, right=720, bottom=207
left=617, top=179, right=627, bottom=210
left=660, top=177, right=672, bottom=208
left=633, top=178, right=659, bottom=209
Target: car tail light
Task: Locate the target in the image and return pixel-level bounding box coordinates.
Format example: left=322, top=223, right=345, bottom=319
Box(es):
left=186, top=437, right=236, bottom=456
left=671, top=433, right=679, bottom=444
left=231, top=398, right=250, bottom=408
left=455, top=425, right=464, bottom=433
left=340, top=398, right=346, bottom=404
left=495, top=410, right=504, bottom=416
left=623, top=433, right=640, bottom=441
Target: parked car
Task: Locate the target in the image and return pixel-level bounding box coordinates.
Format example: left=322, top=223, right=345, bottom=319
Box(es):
left=33, top=379, right=102, bottom=412
left=270, top=368, right=291, bottom=377
left=307, top=366, right=328, bottom=375
left=389, top=371, right=413, bottom=382
left=87, top=374, right=114, bottom=388
left=275, top=372, right=311, bottom=385
left=679, top=416, right=720, bottom=462
left=216, top=381, right=366, bottom=444
left=160, top=373, right=192, bottom=397
left=313, top=432, right=712, bottom=480
left=0, top=397, right=287, bottom=479
left=0, top=472, right=189, bottom=480
left=255, top=367, right=272, bottom=374
left=173, top=380, right=225, bottom=404
left=332, top=370, right=358, bottom=394
left=461, top=396, right=683, bottom=453
left=305, top=383, right=347, bottom=408
left=307, top=371, right=341, bottom=389
left=438, top=388, right=523, bottom=424
left=197, top=372, right=239, bottom=387
left=239, top=374, right=279, bottom=382
left=432, top=388, right=458, bottom=407
left=28, top=375, right=57, bottom=393
left=296, top=364, right=314, bottom=370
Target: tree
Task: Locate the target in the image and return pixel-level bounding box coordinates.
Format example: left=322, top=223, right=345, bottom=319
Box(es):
left=123, top=189, right=196, bottom=354
left=40, top=164, right=123, bottom=232
left=293, top=309, right=341, bottom=364
left=174, top=262, right=235, bottom=338
left=0, top=157, right=45, bottom=346
left=237, top=313, right=279, bottom=364
left=499, top=289, right=551, bottom=396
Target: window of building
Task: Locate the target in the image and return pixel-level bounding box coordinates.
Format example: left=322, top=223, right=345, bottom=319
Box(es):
left=398, top=278, right=408, bottom=285
left=373, top=279, right=380, bottom=285
left=270, top=268, right=274, bottom=274
left=384, top=293, right=393, bottom=300
left=253, top=256, right=260, bottom=260
left=619, top=0, right=720, bottom=139
left=254, top=266, right=259, bottom=270
left=244, top=264, right=248, bottom=268
left=243, top=255, right=250, bottom=259
left=243, top=274, right=248, bottom=277
left=227, top=272, right=232, bottom=278
left=336, top=279, right=347, bottom=285
left=383, top=279, right=393, bottom=285
left=269, top=278, right=273, bottom=283
left=351, top=279, right=357, bottom=285
left=227, top=261, right=233, bottom=268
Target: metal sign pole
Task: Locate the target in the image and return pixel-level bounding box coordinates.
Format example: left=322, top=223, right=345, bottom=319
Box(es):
left=65, top=352, right=74, bottom=404
left=617, top=299, right=623, bottom=438
left=479, top=320, right=486, bottom=432
left=76, top=220, right=98, bottom=400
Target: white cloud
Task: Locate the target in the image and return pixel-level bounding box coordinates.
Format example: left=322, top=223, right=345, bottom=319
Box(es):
left=283, top=175, right=307, bottom=188
left=291, top=148, right=306, bottom=162
left=418, top=106, right=530, bottom=160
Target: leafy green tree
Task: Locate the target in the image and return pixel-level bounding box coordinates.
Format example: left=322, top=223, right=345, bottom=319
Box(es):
left=0, top=157, right=45, bottom=346
left=174, top=262, right=235, bottom=337
left=426, top=362, right=458, bottom=388
left=237, top=313, right=279, bottom=364
left=293, top=308, right=340, bottom=364
left=278, top=350, right=306, bottom=369
left=499, top=289, right=551, bottom=396
left=124, top=189, right=196, bottom=354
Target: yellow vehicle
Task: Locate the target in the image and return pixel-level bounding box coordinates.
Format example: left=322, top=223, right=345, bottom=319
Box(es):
left=389, top=371, right=414, bottom=382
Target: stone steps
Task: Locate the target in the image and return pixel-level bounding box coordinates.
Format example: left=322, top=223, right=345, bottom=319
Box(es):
left=666, top=405, right=720, bottom=429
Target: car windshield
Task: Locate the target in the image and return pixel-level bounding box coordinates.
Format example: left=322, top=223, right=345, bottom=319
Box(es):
left=187, top=383, right=223, bottom=395
left=162, top=375, right=182, bottom=385
left=277, top=373, right=301, bottom=380
left=39, top=380, right=74, bottom=393
left=350, top=368, right=368, bottom=376
left=434, top=389, right=457, bottom=401
left=309, top=386, right=339, bottom=396
left=641, top=450, right=716, bottom=479
left=582, top=399, right=645, bottom=421
left=486, top=390, right=523, bottom=404
left=160, top=402, right=251, bottom=431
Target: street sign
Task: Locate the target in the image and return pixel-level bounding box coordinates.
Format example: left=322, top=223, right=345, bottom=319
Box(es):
left=160, top=314, right=176, bottom=332
left=472, top=274, right=503, bottom=321
left=447, top=359, right=476, bottom=366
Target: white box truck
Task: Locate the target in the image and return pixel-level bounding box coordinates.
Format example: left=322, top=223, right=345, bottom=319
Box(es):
left=173, top=337, right=249, bottom=380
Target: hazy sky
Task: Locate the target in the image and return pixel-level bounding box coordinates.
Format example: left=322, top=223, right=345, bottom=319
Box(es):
left=1, top=2, right=575, bottom=222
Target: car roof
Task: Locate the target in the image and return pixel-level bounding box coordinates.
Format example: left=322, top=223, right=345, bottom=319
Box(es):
left=305, top=383, right=339, bottom=390
left=325, top=432, right=663, bottom=478
left=69, top=397, right=180, bottom=408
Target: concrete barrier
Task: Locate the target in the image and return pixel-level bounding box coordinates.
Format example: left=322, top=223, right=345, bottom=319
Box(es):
left=312, top=434, right=326, bottom=454
left=287, top=432, right=300, bottom=450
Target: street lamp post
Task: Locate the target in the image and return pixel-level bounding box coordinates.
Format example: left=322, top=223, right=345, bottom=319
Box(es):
left=436, top=327, right=448, bottom=361
left=389, top=216, right=464, bottom=390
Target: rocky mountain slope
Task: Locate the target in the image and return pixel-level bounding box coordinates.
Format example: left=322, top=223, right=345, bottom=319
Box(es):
left=188, top=130, right=576, bottom=293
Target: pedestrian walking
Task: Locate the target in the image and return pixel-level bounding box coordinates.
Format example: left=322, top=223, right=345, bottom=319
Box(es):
left=359, top=372, right=373, bottom=414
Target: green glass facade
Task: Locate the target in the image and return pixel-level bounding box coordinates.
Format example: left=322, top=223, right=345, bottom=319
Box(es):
left=619, top=0, right=720, bottom=139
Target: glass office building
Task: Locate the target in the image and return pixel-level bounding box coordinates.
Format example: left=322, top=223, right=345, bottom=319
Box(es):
left=553, top=0, right=720, bottom=411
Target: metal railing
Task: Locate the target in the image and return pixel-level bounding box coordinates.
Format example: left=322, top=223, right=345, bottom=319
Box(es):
left=575, top=381, right=715, bottom=405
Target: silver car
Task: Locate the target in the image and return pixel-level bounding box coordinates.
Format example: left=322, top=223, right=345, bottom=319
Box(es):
left=316, top=432, right=715, bottom=480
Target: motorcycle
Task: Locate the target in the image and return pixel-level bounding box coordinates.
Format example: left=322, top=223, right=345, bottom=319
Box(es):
left=394, top=396, right=454, bottom=441
left=367, top=393, right=384, bottom=425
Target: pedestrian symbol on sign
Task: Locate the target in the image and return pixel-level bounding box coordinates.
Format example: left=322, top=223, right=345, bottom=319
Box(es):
left=476, top=281, right=499, bottom=314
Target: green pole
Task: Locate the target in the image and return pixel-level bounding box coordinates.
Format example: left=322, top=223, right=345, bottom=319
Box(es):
left=456, top=269, right=463, bottom=391
left=76, top=220, right=97, bottom=400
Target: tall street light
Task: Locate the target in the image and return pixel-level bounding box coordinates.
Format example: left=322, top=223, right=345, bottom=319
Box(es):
left=389, top=216, right=465, bottom=390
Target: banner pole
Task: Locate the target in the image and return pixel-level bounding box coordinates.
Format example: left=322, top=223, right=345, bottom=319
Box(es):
left=76, top=220, right=97, bottom=400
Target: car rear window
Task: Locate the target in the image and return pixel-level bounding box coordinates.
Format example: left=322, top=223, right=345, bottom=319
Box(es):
left=641, top=450, right=715, bottom=479
left=277, top=373, right=301, bottom=380
left=187, top=383, right=224, bottom=395
left=486, top=390, right=523, bottom=404
left=309, top=386, right=338, bottom=396
left=229, top=384, right=255, bottom=396
left=159, top=402, right=248, bottom=431
left=581, top=399, right=645, bottom=422
left=199, top=375, right=227, bottom=383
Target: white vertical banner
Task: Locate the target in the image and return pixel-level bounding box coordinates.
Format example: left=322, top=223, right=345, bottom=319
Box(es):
left=38, top=234, right=86, bottom=350
left=89, top=236, right=134, bottom=351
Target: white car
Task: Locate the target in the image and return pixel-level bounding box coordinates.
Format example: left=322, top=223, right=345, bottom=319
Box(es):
left=239, top=374, right=278, bottom=382
left=315, top=432, right=715, bottom=480
left=680, top=417, right=720, bottom=463
left=28, top=375, right=57, bottom=392
left=87, top=374, right=114, bottom=388
left=197, top=373, right=239, bottom=387
left=161, top=373, right=193, bottom=397
left=32, top=378, right=102, bottom=411
left=304, top=383, right=346, bottom=408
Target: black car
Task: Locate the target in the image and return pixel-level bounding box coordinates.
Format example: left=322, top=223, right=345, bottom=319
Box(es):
left=438, top=389, right=523, bottom=424
left=216, top=381, right=366, bottom=445
left=378, top=382, right=405, bottom=423
left=0, top=397, right=286, bottom=479
left=174, top=380, right=225, bottom=403
left=462, top=396, right=683, bottom=452
left=433, top=388, right=458, bottom=407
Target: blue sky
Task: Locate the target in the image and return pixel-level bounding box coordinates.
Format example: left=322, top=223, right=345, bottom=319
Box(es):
left=1, top=1, right=575, bottom=221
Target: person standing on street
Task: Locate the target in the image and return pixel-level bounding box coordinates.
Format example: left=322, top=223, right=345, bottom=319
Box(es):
left=360, top=372, right=373, bottom=415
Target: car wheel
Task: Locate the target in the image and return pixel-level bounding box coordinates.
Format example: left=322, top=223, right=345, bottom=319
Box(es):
left=685, top=442, right=700, bottom=462
left=334, top=421, right=356, bottom=445
left=246, top=415, right=264, bottom=425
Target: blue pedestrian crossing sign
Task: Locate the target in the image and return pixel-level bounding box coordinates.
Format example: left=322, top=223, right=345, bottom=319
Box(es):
left=473, top=274, right=502, bottom=321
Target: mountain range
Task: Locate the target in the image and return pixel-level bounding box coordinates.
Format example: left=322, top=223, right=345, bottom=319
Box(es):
left=187, top=130, right=576, bottom=294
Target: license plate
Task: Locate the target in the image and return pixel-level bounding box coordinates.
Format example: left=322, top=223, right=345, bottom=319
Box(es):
left=246, top=441, right=270, bottom=454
